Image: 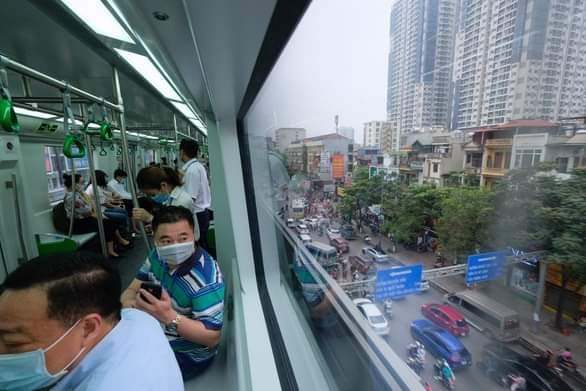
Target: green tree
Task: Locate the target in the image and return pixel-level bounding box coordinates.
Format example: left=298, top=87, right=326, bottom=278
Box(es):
left=436, top=187, right=494, bottom=262
left=538, top=169, right=586, bottom=328
left=384, top=185, right=448, bottom=244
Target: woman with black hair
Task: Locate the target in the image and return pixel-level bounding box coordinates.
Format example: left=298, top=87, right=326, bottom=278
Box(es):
left=132, top=166, right=200, bottom=240
left=63, top=173, right=127, bottom=258
left=86, top=170, right=130, bottom=228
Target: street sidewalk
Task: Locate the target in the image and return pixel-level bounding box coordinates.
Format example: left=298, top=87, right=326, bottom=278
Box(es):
left=361, top=227, right=586, bottom=374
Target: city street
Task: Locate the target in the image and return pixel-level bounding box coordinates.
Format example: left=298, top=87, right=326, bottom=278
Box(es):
left=304, top=226, right=499, bottom=390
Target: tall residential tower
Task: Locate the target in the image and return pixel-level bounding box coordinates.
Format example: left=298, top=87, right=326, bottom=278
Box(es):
left=387, top=0, right=459, bottom=136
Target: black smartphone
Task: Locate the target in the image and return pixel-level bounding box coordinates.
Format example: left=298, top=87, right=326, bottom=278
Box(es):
left=140, top=282, right=162, bottom=300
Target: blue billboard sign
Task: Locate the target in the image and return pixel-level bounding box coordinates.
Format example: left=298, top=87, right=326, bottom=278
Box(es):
left=375, top=264, right=423, bottom=300
left=466, top=251, right=506, bottom=284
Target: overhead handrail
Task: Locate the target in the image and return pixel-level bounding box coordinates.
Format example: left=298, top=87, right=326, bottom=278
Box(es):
left=0, top=58, right=19, bottom=133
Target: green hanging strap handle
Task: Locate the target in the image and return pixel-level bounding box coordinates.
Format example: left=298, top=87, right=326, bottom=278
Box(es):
left=0, top=63, right=19, bottom=133
left=63, top=134, right=86, bottom=158
left=62, top=90, right=86, bottom=159
left=81, top=102, right=113, bottom=141
left=99, top=142, right=107, bottom=156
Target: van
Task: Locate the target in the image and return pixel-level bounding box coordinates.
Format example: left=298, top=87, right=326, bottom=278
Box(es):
left=305, top=242, right=338, bottom=266
left=443, top=290, right=520, bottom=342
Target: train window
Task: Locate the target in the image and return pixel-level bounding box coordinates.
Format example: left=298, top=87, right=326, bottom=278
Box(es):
left=44, top=146, right=89, bottom=203
left=242, top=0, right=585, bottom=390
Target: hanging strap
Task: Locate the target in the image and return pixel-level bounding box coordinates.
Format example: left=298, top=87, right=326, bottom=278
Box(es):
left=0, top=59, right=19, bottom=133
left=62, top=90, right=85, bottom=159
left=81, top=102, right=113, bottom=141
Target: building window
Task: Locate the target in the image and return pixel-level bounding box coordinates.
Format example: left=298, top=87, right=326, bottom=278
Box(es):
left=556, top=157, right=569, bottom=173
left=514, top=149, right=542, bottom=169
left=44, top=146, right=90, bottom=204
left=494, top=152, right=504, bottom=168
left=433, top=163, right=439, bottom=173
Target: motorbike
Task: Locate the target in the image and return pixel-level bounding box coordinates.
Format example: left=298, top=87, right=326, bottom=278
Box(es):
left=556, top=355, right=578, bottom=372
left=434, top=361, right=456, bottom=390
left=364, top=235, right=372, bottom=245
left=384, top=300, right=393, bottom=318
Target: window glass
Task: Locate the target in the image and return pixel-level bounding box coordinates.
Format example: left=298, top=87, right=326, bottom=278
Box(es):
left=242, top=1, right=585, bottom=390
left=44, top=146, right=89, bottom=203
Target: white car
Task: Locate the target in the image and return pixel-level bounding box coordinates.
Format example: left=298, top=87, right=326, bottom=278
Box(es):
left=299, top=234, right=312, bottom=244
left=417, top=279, right=430, bottom=292
left=326, top=227, right=341, bottom=240
left=296, top=224, right=310, bottom=235
left=286, top=218, right=296, bottom=228
left=361, top=247, right=390, bottom=263
left=353, top=298, right=390, bottom=336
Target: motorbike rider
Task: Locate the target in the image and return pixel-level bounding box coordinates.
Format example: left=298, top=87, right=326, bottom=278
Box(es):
left=507, top=373, right=526, bottom=391
left=435, top=359, right=455, bottom=385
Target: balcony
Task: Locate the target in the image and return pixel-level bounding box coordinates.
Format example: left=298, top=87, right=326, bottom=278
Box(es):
left=482, top=167, right=507, bottom=176
left=485, top=138, right=513, bottom=147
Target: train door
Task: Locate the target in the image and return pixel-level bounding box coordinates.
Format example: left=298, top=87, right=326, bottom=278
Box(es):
left=0, top=135, right=32, bottom=279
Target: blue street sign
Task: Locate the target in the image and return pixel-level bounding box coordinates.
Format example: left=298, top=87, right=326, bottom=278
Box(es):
left=466, top=251, right=506, bottom=284
left=375, top=264, right=423, bottom=300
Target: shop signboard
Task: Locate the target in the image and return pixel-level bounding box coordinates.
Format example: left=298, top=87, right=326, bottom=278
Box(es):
left=332, top=154, right=345, bottom=179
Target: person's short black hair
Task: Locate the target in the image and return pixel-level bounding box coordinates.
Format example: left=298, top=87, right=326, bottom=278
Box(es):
left=152, top=205, right=195, bottom=232
left=114, top=169, right=127, bottom=178
left=94, top=170, right=108, bottom=188
left=180, top=139, right=199, bottom=159
left=63, top=173, right=82, bottom=188
left=2, top=252, right=122, bottom=326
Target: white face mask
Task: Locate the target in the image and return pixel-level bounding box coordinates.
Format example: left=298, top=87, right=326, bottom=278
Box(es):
left=156, top=242, right=195, bottom=266
left=0, top=319, right=86, bottom=391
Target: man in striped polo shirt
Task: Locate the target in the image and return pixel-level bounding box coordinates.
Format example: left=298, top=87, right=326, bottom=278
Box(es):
left=121, top=206, right=224, bottom=379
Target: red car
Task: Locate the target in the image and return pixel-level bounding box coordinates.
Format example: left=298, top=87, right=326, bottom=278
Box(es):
left=330, top=237, right=349, bottom=253
left=421, top=303, right=469, bottom=337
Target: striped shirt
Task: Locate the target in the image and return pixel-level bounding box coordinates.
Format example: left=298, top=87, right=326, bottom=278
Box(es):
left=136, top=246, right=224, bottom=366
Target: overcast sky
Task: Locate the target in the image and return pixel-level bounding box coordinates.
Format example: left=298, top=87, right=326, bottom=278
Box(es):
left=247, top=0, right=394, bottom=144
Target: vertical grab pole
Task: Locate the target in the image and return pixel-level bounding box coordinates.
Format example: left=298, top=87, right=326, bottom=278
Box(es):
left=173, top=114, right=179, bottom=169
left=63, top=90, right=77, bottom=238
left=85, top=132, right=109, bottom=258
left=79, top=103, right=108, bottom=257
left=113, top=67, right=151, bottom=252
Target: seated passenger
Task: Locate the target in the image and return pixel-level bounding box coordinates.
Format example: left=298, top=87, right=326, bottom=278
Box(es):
left=132, top=165, right=200, bottom=240
left=86, top=170, right=130, bottom=229
left=107, top=169, right=140, bottom=233
left=0, top=252, right=183, bottom=391
left=121, top=206, right=224, bottom=379
left=63, top=173, right=126, bottom=258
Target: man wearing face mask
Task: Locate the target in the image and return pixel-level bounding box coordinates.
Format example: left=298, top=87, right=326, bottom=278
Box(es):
left=121, top=206, right=224, bottom=379
left=0, top=252, right=183, bottom=391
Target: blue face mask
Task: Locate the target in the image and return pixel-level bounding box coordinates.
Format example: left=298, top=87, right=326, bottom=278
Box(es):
left=0, top=319, right=85, bottom=391
left=151, top=193, right=170, bottom=204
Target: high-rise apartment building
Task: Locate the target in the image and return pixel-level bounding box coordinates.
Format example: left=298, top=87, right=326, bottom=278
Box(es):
left=387, top=0, right=458, bottom=136
left=452, top=0, right=586, bottom=129
left=363, top=121, right=385, bottom=147
left=275, top=128, right=306, bottom=152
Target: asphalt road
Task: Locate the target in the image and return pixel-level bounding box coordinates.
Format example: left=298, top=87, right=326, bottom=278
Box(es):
left=306, top=227, right=499, bottom=391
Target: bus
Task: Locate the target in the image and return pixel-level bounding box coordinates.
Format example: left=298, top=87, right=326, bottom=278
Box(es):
left=305, top=241, right=338, bottom=267
left=444, top=291, right=521, bottom=342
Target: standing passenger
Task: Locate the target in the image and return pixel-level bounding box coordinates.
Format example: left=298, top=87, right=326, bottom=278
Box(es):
left=121, top=206, right=224, bottom=379
left=179, top=139, right=212, bottom=251
left=132, top=166, right=200, bottom=240
left=0, top=252, right=183, bottom=391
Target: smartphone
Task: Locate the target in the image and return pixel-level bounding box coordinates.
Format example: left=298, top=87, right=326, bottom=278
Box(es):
left=140, top=282, right=162, bottom=300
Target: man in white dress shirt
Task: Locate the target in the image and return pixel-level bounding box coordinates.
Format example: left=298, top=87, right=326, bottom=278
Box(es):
left=179, top=139, right=212, bottom=251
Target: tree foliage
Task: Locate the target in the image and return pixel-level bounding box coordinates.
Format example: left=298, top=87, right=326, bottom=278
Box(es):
left=435, top=187, right=493, bottom=261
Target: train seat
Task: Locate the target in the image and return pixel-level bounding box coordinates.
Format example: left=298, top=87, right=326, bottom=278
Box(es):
left=33, top=209, right=96, bottom=255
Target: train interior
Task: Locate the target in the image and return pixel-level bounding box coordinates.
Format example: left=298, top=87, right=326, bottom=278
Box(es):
left=1, top=1, right=584, bottom=391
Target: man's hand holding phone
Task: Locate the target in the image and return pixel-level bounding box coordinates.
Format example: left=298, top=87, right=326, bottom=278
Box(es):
left=135, top=283, right=176, bottom=324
